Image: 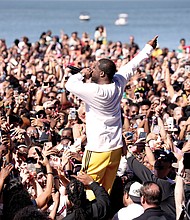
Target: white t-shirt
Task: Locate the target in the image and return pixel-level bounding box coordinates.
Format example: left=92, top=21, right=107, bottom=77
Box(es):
left=65, top=44, right=152, bottom=152
left=112, top=203, right=144, bottom=220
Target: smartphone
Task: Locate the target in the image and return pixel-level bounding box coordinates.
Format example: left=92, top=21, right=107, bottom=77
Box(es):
left=166, top=117, right=174, bottom=131
left=125, top=132, right=134, bottom=140
left=185, top=65, right=190, bottom=74
left=69, top=108, right=77, bottom=120
left=185, top=132, right=190, bottom=142
left=31, top=75, right=36, bottom=83
left=139, top=132, right=147, bottom=139
left=35, top=148, right=43, bottom=160
left=183, top=153, right=190, bottom=169
left=152, top=125, right=161, bottom=134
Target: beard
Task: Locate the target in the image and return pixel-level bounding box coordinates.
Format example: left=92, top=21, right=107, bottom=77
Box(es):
left=91, top=76, right=99, bottom=83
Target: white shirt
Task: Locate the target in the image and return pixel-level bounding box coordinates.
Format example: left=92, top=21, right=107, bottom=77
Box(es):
left=65, top=44, right=152, bottom=152
left=112, top=203, right=144, bottom=220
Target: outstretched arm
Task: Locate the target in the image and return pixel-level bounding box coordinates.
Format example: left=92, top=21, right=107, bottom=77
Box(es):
left=116, top=36, right=158, bottom=85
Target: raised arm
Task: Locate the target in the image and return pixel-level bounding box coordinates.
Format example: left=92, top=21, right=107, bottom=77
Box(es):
left=35, top=155, right=53, bottom=209
left=116, top=36, right=158, bottom=84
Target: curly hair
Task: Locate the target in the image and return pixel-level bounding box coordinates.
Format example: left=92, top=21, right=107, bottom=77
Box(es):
left=66, top=178, right=88, bottom=220
left=13, top=205, right=49, bottom=220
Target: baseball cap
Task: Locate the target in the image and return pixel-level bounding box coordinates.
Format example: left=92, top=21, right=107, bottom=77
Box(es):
left=129, top=181, right=142, bottom=203
left=43, top=101, right=55, bottom=109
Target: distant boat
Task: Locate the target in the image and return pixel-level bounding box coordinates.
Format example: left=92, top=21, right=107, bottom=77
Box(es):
left=115, top=13, right=128, bottom=26
left=79, top=12, right=90, bottom=21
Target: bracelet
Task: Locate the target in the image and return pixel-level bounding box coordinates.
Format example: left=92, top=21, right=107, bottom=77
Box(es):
left=47, top=172, right=54, bottom=175
left=176, top=172, right=184, bottom=179
left=88, top=181, right=94, bottom=186
left=54, top=175, right=59, bottom=179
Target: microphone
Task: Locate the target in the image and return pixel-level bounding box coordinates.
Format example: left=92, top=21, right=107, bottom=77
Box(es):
left=67, top=65, right=83, bottom=75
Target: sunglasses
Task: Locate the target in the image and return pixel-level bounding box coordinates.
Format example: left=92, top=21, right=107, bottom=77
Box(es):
left=26, top=157, right=37, bottom=164
left=47, top=96, right=56, bottom=99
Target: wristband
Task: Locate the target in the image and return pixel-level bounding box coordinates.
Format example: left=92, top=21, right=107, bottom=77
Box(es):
left=88, top=181, right=94, bottom=186
left=47, top=172, right=54, bottom=175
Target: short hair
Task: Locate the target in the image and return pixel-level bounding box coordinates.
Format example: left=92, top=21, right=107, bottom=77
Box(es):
left=129, top=102, right=139, bottom=110
left=166, top=103, right=178, bottom=115
left=139, top=99, right=151, bottom=107
left=180, top=38, right=186, bottom=43
left=140, top=181, right=162, bottom=206
left=178, top=116, right=188, bottom=125
left=176, top=95, right=183, bottom=103
left=98, top=59, right=116, bottom=81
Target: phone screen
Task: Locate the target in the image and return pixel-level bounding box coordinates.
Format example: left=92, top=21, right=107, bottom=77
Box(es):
left=152, top=125, right=161, bottom=134
left=69, top=108, right=77, bottom=120
left=185, top=65, right=190, bottom=74
left=166, top=117, right=174, bottom=131
left=139, top=132, right=147, bottom=139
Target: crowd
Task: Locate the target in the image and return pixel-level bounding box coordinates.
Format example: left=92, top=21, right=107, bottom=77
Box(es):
left=0, top=26, right=190, bottom=220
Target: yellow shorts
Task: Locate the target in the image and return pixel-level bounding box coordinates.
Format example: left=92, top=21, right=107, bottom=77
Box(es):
left=82, top=147, right=122, bottom=200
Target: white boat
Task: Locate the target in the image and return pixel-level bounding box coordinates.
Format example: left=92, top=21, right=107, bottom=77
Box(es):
left=115, top=13, right=128, bottom=26
left=79, top=12, right=90, bottom=21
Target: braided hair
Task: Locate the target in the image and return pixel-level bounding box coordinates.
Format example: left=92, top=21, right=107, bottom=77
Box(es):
left=66, top=178, right=88, bottom=220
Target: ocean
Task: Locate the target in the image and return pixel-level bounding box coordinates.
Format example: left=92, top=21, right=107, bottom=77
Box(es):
left=0, top=0, right=190, bottom=50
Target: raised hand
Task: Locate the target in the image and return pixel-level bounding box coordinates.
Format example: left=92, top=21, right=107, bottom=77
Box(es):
left=147, top=35, right=158, bottom=49
left=0, top=161, right=14, bottom=180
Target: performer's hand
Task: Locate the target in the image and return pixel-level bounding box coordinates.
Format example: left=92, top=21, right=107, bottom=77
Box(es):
left=81, top=67, right=93, bottom=80
left=147, top=35, right=158, bottom=49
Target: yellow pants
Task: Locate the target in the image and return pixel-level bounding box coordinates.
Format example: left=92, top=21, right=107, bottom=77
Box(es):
left=82, top=147, right=122, bottom=201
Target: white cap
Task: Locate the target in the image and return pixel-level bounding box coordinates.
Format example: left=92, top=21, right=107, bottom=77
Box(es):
left=129, top=182, right=142, bottom=203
